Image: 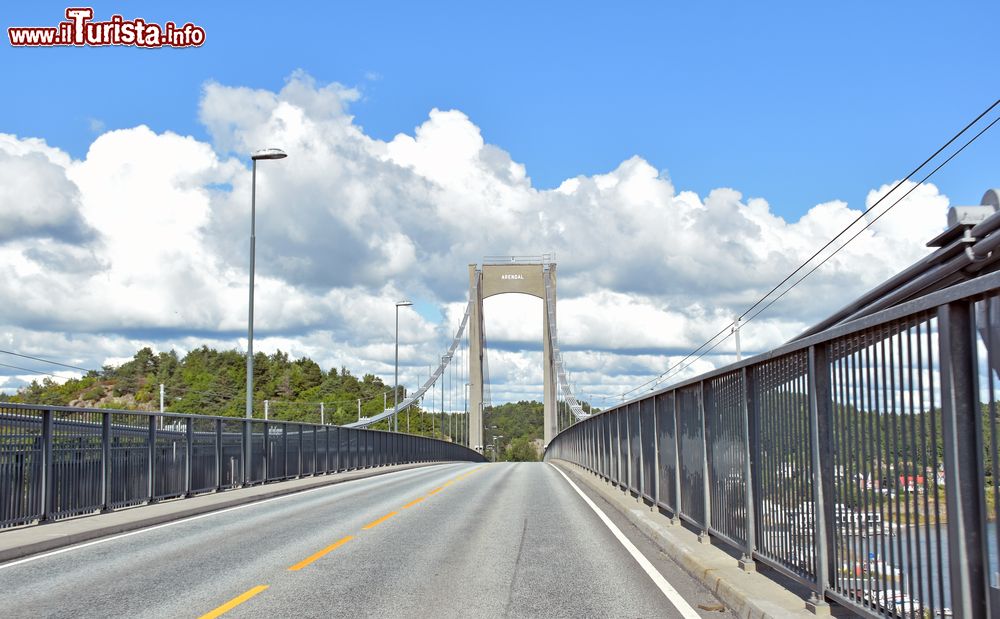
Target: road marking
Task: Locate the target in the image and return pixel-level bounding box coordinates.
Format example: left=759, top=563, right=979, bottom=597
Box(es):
left=402, top=497, right=425, bottom=509
left=288, top=535, right=353, bottom=571
left=427, top=486, right=445, bottom=494
left=549, top=464, right=702, bottom=619
left=0, top=464, right=463, bottom=571
left=198, top=584, right=269, bottom=619
left=362, top=511, right=398, bottom=530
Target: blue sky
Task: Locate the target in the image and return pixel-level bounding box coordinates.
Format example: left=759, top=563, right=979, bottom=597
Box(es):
left=3, top=2, right=997, bottom=218
left=0, top=2, right=997, bottom=402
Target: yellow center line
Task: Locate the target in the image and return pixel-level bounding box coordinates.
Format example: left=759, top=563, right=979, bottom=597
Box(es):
left=402, top=497, right=425, bottom=509
left=363, top=511, right=398, bottom=529
left=427, top=486, right=445, bottom=495
left=198, top=585, right=269, bottom=619
left=288, top=535, right=354, bottom=572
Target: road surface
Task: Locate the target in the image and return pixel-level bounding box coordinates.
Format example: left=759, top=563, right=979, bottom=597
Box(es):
left=1, top=462, right=734, bottom=618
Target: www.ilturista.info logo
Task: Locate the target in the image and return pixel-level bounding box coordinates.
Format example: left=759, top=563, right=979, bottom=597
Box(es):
left=8, top=8, right=205, bottom=48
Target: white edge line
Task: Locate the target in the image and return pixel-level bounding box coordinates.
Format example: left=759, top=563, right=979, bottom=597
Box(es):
left=0, top=462, right=468, bottom=571
left=549, top=463, right=703, bottom=619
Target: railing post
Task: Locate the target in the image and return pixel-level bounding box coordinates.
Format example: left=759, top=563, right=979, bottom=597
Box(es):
left=215, top=418, right=223, bottom=491
left=284, top=423, right=291, bottom=478
left=618, top=409, right=625, bottom=490
left=699, top=381, right=711, bottom=543
left=101, top=411, right=111, bottom=511
left=40, top=408, right=53, bottom=521
left=262, top=421, right=270, bottom=480
left=653, top=398, right=660, bottom=509
left=185, top=417, right=193, bottom=497
left=636, top=401, right=644, bottom=503
left=739, top=368, right=756, bottom=571
left=807, top=345, right=832, bottom=614
left=147, top=414, right=156, bottom=502
left=333, top=427, right=341, bottom=472
left=672, top=392, right=682, bottom=524
left=938, top=301, right=989, bottom=619
left=242, top=419, right=251, bottom=486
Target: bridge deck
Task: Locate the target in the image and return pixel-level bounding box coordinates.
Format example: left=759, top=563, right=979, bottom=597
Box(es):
left=1, top=462, right=736, bottom=618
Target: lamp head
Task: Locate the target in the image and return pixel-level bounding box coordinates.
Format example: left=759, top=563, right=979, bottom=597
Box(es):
left=251, top=148, right=288, bottom=161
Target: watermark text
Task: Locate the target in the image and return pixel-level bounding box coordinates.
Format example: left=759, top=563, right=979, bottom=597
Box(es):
left=9, top=8, right=205, bottom=48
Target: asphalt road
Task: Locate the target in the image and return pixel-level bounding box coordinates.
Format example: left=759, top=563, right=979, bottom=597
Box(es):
left=1, top=462, right=734, bottom=618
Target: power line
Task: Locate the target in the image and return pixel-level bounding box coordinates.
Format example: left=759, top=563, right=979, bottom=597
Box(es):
left=0, top=361, right=71, bottom=379
left=0, top=349, right=95, bottom=373
left=616, top=98, right=1000, bottom=401
left=737, top=99, right=999, bottom=325
left=742, top=113, right=1000, bottom=330
left=650, top=110, right=1000, bottom=395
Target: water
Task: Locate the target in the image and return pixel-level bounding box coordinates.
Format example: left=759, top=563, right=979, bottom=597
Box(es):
left=860, top=520, right=998, bottom=610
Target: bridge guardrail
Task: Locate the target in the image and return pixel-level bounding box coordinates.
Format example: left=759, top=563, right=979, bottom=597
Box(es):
left=0, top=405, right=485, bottom=530
left=546, top=269, right=1000, bottom=619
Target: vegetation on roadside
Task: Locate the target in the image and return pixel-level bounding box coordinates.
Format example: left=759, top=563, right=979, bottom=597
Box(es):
left=1, top=347, right=595, bottom=453
left=1, top=346, right=451, bottom=436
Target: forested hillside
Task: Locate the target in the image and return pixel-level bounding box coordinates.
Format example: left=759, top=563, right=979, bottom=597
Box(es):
left=2, top=346, right=444, bottom=434
left=1, top=347, right=592, bottom=453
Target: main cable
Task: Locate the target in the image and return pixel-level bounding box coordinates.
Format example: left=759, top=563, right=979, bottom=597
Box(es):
left=738, top=99, right=999, bottom=324
left=742, top=113, right=1000, bottom=330
left=642, top=114, right=1000, bottom=396
left=614, top=98, right=1000, bottom=401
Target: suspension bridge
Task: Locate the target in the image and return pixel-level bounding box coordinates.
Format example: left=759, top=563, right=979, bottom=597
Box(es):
left=345, top=255, right=589, bottom=453
left=4, top=187, right=1000, bottom=618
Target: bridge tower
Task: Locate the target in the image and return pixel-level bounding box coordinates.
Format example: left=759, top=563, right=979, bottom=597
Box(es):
left=468, top=257, right=558, bottom=452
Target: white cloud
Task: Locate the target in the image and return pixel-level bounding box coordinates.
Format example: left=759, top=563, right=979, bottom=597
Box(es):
left=0, top=72, right=953, bottom=407
left=0, top=136, right=92, bottom=242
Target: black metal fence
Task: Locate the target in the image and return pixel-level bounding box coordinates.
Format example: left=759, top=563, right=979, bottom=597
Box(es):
left=546, top=270, right=1000, bottom=619
left=0, top=405, right=484, bottom=530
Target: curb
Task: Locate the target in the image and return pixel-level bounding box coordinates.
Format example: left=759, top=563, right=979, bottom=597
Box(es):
left=552, top=460, right=819, bottom=619
left=0, top=461, right=451, bottom=563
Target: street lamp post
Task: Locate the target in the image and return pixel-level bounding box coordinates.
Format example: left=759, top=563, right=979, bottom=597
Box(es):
left=246, top=148, right=287, bottom=420
left=491, top=435, right=504, bottom=463
left=245, top=147, right=286, bottom=484
left=394, top=301, right=413, bottom=433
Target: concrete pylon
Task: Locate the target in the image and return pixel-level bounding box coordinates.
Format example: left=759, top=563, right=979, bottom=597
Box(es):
left=468, top=265, right=485, bottom=452
left=467, top=259, right=558, bottom=453
left=542, top=265, right=557, bottom=447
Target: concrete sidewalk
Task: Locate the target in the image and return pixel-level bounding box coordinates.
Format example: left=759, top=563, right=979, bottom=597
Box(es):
left=551, top=459, right=836, bottom=619
left=0, top=461, right=450, bottom=563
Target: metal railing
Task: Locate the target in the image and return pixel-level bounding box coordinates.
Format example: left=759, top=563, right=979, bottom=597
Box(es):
left=545, top=270, right=1000, bottom=619
left=482, top=254, right=554, bottom=265
left=0, top=404, right=485, bottom=529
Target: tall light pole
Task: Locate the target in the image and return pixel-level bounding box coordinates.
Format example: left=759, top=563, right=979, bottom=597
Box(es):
left=246, top=148, right=287, bottom=421
left=394, top=301, right=412, bottom=432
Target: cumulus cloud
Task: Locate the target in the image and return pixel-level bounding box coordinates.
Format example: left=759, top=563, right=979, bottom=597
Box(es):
left=0, top=136, right=93, bottom=243
left=0, top=72, right=952, bottom=405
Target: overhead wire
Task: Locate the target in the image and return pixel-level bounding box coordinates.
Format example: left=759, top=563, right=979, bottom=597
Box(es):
left=737, top=99, right=999, bottom=325
left=741, top=112, right=1000, bottom=329
left=613, top=98, right=1000, bottom=402
left=0, top=361, right=71, bottom=379
left=0, top=349, right=96, bottom=373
